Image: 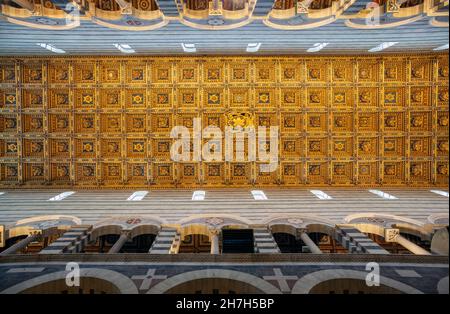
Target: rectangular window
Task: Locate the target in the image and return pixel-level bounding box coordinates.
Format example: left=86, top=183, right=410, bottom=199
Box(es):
left=310, top=190, right=332, bottom=200
left=368, top=190, right=398, bottom=200
left=251, top=190, right=268, bottom=200
left=127, top=191, right=148, bottom=201
left=192, top=191, right=206, bottom=201
left=430, top=190, right=449, bottom=198
left=48, top=191, right=75, bottom=201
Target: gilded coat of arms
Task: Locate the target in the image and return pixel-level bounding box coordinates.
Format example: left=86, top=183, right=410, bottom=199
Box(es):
left=225, top=112, right=255, bottom=132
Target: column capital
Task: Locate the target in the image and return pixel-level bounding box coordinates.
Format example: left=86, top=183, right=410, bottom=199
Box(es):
left=297, top=228, right=308, bottom=235
left=208, top=228, right=221, bottom=236
left=384, top=228, right=400, bottom=242
left=118, top=231, right=132, bottom=240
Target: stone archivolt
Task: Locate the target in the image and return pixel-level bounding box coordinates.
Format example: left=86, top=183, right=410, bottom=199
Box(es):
left=0, top=55, right=448, bottom=188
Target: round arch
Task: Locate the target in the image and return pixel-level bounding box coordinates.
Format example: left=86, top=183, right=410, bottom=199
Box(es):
left=147, top=269, right=282, bottom=294
left=7, top=215, right=81, bottom=238
left=0, top=268, right=138, bottom=294
left=291, top=269, right=424, bottom=294
left=91, top=216, right=164, bottom=239
left=344, top=213, right=425, bottom=228
left=177, top=215, right=251, bottom=240
left=265, top=215, right=336, bottom=237
left=263, top=214, right=336, bottom=227
left=270, top=224, right=298, bottom=237
left=177, top=214, right=252, bottom=226
left=179, top=224, right=212, bottom=239
left=90, top=224, right=123, bottom=239
left=343, top=213, right=429, bottom=238
left=130, top=224, right=160, bottom=239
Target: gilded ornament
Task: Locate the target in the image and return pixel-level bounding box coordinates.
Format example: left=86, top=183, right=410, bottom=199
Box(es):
left=226, top=112, right=255, bottom=131
left=384, top=165, right=396, bottom=176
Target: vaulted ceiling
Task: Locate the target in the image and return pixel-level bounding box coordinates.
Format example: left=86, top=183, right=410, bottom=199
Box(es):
left=0, top=0, right=448, bottom=55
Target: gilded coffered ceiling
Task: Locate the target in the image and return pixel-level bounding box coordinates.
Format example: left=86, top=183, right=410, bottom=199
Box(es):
left=0, top=54, right=448, bottom=189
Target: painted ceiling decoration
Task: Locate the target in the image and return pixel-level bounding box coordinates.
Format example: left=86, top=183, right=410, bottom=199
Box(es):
left=0, top=0, right=447, bottom=31
left=0, top=54, right=448, bottom=189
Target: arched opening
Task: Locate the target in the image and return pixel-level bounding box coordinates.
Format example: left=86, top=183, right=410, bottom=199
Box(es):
left=309, top=278, right=404, bottom=294
left=308, top=232, right=347, bottom=253
left=398, top=232, right=430, bottom=251
left=122, top=234, right=156, bottom=253
left=345, top=216, right=433, bottom=255
left=85, top=233, right=157, bottom=253
left=364, top=232, right=412, bottom=254
left=1, top=269, right=139, bottom=294
left=222, top=228, right=254, bottom=253
left=273, top=232, right=346, bottom=253
left=364, top=228, right=430, bottom=254
left=292, top=269, right=423, bottom=294
left=178, top=234, right=212, bottom=253
left=1, top=234, right=27, bottom=252
left=1, top=231, right=66, bottom=254
left=166, top=278, right=264, bottom=294
left=85, top=230, right=121, bottom=253
left=20, top=277, right=121, bottom=294
left=273, top=232, right=302, bottom=253
left=148, top=269, right=281, bottom=294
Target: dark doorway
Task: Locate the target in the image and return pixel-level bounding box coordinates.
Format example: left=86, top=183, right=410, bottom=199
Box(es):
left=122, top=234, right=156, bottom=253
left=273, top=233, right=303, bottom=253
left=222, top=229, right=254, bottom=253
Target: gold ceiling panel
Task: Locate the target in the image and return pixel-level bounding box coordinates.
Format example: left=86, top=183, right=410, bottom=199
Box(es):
left=0, top=55, right=448, bottom=189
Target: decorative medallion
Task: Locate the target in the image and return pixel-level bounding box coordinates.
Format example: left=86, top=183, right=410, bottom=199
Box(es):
left=132, top=93, right=144, bottom=105
left=258, top=92, right=270, bottom=104
left=133, top=142, right=145, bottom=153
left=82, top=94, right=94, bottom=105
left=82, top=142, right=94, bottom=153
left=207, top=93, right=220, bottom=105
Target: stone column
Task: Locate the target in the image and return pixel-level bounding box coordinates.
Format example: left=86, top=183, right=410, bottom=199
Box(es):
left=299, top=230, right=322, bottom=254
left=209, top=228, right=221, bottom=255
left=108, top=232, right=129, bottom=254
left=0, top=234, right=39, bottom=255
left=395, top=235, right=432, bottom=255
